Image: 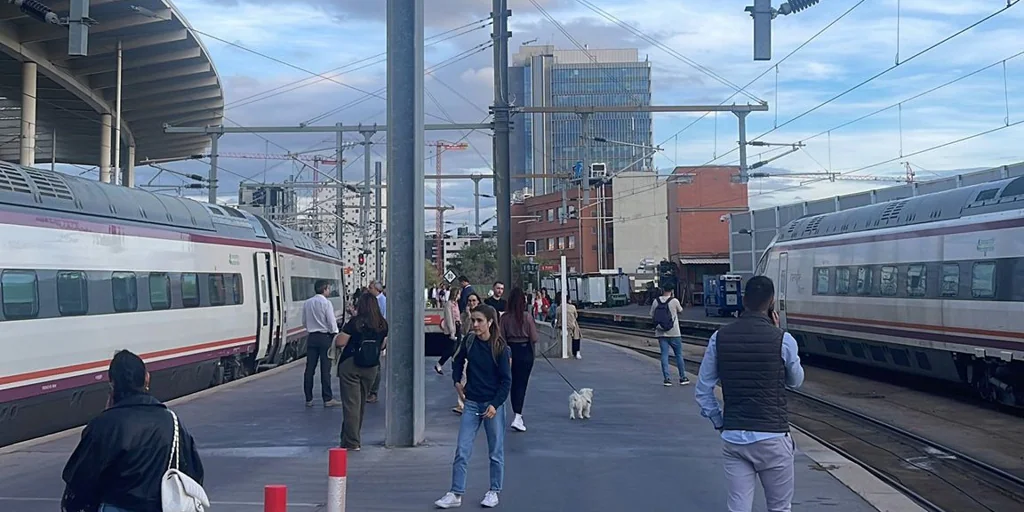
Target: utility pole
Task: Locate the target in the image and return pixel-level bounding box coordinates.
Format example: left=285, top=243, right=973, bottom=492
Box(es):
left=375, top=161, right=383, bottom=283
left=362, top=130, right=373, bottom=281
left=385, top=0, right=425, bottom=447
left=472, top=175, right=482, bottom=235
left=492, top=0, right=512, bottom=286
left=208, top=134, right=220, bottom=204
left=336, top=123, right=345, bottom=257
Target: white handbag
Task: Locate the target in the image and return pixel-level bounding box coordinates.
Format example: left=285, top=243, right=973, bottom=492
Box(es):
left=161, top=410, right=211, bottom=512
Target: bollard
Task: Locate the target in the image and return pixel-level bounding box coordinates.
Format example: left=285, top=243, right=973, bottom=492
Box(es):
left=264, top=485, right=287, bottom=512
left=327, top=448, right=347, bottom=512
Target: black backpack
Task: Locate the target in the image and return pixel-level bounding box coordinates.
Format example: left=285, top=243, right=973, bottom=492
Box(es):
left=653, top=298, right=675, bottom=331
left=350, top=328, right=384, bottom=368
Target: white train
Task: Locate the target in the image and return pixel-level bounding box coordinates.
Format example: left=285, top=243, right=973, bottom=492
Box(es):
left=0, top=161, right=346, bottom=447
left=758, top=174, right=1024, bottom=407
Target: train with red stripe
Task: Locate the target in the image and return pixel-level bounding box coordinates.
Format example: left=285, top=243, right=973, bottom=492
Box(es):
left=0, top=161, right=346, bottom=447
left=758, top=174, right=1024, bottom=407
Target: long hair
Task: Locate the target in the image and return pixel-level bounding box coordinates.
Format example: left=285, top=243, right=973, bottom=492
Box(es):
left=472, top=303, right=506, bottom=360
left=355, top=292, right=388, bottom=332
left=506, top=286, right=527, bottom=320
left=109, top=350, right=147, bottom=404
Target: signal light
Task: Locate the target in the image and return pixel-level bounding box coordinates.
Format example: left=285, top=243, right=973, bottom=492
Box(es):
left=358, top=253, right=365, bottom=265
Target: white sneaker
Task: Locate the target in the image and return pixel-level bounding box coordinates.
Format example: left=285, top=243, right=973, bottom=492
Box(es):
left=575, top=353, right=582, bottom=360
left=511, top=413, right=526, bottom=432
left=434, top=492, right=462, bottom=508
left=481, top=491, right=499, bottom=508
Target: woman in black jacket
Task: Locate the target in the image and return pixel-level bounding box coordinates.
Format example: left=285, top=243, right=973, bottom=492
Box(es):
left=61, top=350, right=204, bottom=512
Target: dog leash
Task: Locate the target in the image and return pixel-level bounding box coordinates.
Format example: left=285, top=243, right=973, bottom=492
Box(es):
left=536, top=345, right=592, bottom=405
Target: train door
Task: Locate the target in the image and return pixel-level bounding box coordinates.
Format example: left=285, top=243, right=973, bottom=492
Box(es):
left=253, top=252, right=274, bottom=359
left=777, top=252, right=789, bottom=330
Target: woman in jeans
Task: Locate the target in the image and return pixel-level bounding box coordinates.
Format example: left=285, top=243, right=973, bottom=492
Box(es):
left=500, top=286, right=539, bottom=432
left=434, top=304, right=511, bottom=509
left=61, top=350, right=204, bottom=512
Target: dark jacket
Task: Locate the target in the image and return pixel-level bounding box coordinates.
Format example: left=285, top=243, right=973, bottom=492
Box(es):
left=61, top=393, right=204, bottom=512
left=715, top=311, right=789, bottom=432
left=452, top=334, right=512, bottom=410
left=484, top=296, right=507, bottom=313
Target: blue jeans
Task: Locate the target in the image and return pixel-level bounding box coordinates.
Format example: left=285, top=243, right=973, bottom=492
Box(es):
left=450, top=400, right=505, bottom=494
left=659, top=337, right=684, bottom=380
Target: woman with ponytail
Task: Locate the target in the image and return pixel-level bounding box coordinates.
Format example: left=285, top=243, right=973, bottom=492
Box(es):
left=434, top=304, right=511, bottom=509
left=61, top=350, right=204, bottom=512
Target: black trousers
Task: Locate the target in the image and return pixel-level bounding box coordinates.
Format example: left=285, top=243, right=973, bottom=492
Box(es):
left=509, top=341, right=535, bottom=415
left=438, top=324, right=461, bottom=366
left=304, top=332, right=334, bottom=402
left=572, top=338, right=581, bottom=356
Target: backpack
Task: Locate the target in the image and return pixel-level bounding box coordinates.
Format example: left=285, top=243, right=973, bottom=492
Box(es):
left=653, top=298, right=675, bottom=331
left=350, top=328, right=384, bottom=368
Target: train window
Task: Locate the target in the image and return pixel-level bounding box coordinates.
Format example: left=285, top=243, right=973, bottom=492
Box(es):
left=836, top=268, right=851, bottom=295
left=880, top=266, right=898, bottom=296
left=149, top=273, right=171, bottom=310
left=182, top=273, right=200, bottom=307
left=907, top=265, right=926, bottom=297
left=209, top=274, right=226, bottom=306
left=941, top=264, right=959, bottom=297
left=56, top=271, right=89, bottom=316
left=971, top=262, right=996, bottom=299
left=856, top=267, right=872, bottom=295
left=231, top=274, right=243, bottom=305
left=1, top=270, right=39, bottom=320
left=815, top=268, right=829, bottom=294
left=112, top=272, right=138, bottom=312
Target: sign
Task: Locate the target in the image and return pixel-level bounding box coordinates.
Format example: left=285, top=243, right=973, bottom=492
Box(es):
left=540, top=264, right=558, bottom=272
left=521, top=263, right=539, bottom=273
left=443, top=270, right=456, bottom=283
left=524, top=240, right=537, bottom=257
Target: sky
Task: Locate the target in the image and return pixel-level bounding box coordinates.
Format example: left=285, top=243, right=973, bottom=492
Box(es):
left=131, top=0, right=1024, bottom=231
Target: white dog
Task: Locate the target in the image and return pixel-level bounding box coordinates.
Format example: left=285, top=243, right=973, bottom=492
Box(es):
left=569, top=388, right=593, bottom=420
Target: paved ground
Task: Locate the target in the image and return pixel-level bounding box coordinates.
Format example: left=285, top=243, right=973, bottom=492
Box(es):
left=0, top=338, right=882, bottom=511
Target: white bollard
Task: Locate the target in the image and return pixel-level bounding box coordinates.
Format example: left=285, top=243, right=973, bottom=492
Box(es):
left=327, top=448, right=347, bottom=512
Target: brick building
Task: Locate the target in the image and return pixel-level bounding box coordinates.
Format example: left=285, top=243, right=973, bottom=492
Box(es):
left=666, top=166, right=748, bottom=305
left=511, top=185, right=613, bottom=275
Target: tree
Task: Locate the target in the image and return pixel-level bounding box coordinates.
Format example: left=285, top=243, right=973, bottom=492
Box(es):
left=447, top=239, right=556, bottom=291
left=425, top=259, right=443, bottom=289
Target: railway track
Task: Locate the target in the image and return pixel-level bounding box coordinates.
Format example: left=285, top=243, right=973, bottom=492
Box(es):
left=581, top=324, right=1024, bottom=512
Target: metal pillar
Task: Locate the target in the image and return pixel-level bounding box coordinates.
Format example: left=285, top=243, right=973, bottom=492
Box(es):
left=208, top=134, right=220, bottom=203
left=336, top=123, right=344, bottom=253
left=99, top=114, right=112, bottom=182
left=362, top=131, right=373, bottom=267
left=473, top=176, right=481, bottom=236
left=492, top=0, right=512, bottom=286
left=384, top=0, right=425, bottom=448
left=375, top=161, right=383, bottom=282
left=20, top=61, right=37, bottom=167
left=50, top=127, right=56, bottom=171
left=735, top=111, right=750, bottom=183
left=124, top=144, right=135, bottom=188
left=114, top=40, right=123, bottom=185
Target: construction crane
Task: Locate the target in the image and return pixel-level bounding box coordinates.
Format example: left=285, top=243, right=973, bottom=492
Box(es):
left=427, top=140, right=468, bottom=274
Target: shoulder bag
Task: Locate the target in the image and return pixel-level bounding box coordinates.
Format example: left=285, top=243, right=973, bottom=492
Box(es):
left=161, top=410, right=211, bottom=512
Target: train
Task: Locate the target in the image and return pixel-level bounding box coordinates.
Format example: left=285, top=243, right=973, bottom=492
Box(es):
left=0, top=161, right=348, bottom=447
left=758, top=174, right=1024, bottom=407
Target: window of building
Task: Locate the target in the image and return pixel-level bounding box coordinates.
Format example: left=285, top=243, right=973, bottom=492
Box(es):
left=856, top=267, right=872, bottom=295
left=558, top=237, right=565, bottom=250
left=836, top=268, right=850, bottom=295
left=972, top=262, right=996, bottom=298
left=548, top=238, right=555, bottom=251
left=112, top=272, right=138, bottom=312
left=880, top=266, right=898, bottom=296
left=568, top=235, right=575, bottom=249
left=2, top=270, right=38, bottom=319
left=941, top=264, right=959, bottom=297
left=907, top=265, right=926, bottom=297
left=547, top=209, right=554, bottom=222
left=150, top=273, right=171, bottom=310
left=815, top=268, right=829, bottom=294
left=182, top=273, right=200, bottom=307
left=57, top=271, right=89, bottom=316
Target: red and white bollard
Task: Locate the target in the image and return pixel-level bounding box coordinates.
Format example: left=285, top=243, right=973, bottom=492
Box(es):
left=327, top=448, right=347, bottom=512
left=264, top=484, right=287, bottom=512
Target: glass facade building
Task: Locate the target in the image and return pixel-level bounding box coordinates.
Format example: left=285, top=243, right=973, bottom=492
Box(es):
left=509, top=46, right=653, bottom=195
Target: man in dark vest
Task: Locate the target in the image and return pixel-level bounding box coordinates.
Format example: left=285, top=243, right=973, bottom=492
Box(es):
left=694, top=275, right=804, bottom=512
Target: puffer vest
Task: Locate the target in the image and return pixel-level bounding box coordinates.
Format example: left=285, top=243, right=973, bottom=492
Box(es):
left=716, top=312, right=789, bottom=432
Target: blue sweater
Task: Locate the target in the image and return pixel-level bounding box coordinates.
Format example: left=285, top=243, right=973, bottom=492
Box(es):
left=452, top=335, right=512, bottom=410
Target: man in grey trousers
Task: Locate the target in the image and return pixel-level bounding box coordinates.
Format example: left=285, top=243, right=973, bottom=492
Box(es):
left=694, top=275, right=805, bottom=512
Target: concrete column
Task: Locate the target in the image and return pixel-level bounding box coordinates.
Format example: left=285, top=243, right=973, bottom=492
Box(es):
left=99, top=114, right=112, bottom=183
left=123, top=144, right=135, bottom=188
left=20, top=62, right=37, bottom=166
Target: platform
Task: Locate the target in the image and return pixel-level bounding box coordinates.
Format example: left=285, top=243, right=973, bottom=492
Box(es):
left=0, top=339, right=899, bottom=511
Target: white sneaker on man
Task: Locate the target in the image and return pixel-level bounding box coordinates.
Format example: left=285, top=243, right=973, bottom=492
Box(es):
left=481, top=491, right=499, bottom=508
left=511, top=413, right=526, bottom=432
left=434, top=492, right=462, bottom=508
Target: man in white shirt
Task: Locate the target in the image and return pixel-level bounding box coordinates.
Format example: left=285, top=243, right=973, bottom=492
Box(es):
left=302, top=279, right=342, bottom=407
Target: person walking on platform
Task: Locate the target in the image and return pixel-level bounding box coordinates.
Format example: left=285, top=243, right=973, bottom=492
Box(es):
left=303, top=279, right=342, bottom=407
left=484, top=281, right=507, bottom=313
left=61, top=350, right=205, bottom=512
left=695, top=276, right=805, bottom=512
left=500, top=286, right=539, bottom=432
left=434, top=304, right=512, bottom=509
left=366, top=280, right=387, bottom=403
left=435, top=292, right=462, bottom=375
left=650, top=286, right=689, bottom=386
left=450, top=292, right=483, bottom=414
left=556, top=296, right=583, bottom=359
left=334, top=293, right=388, bottom=451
